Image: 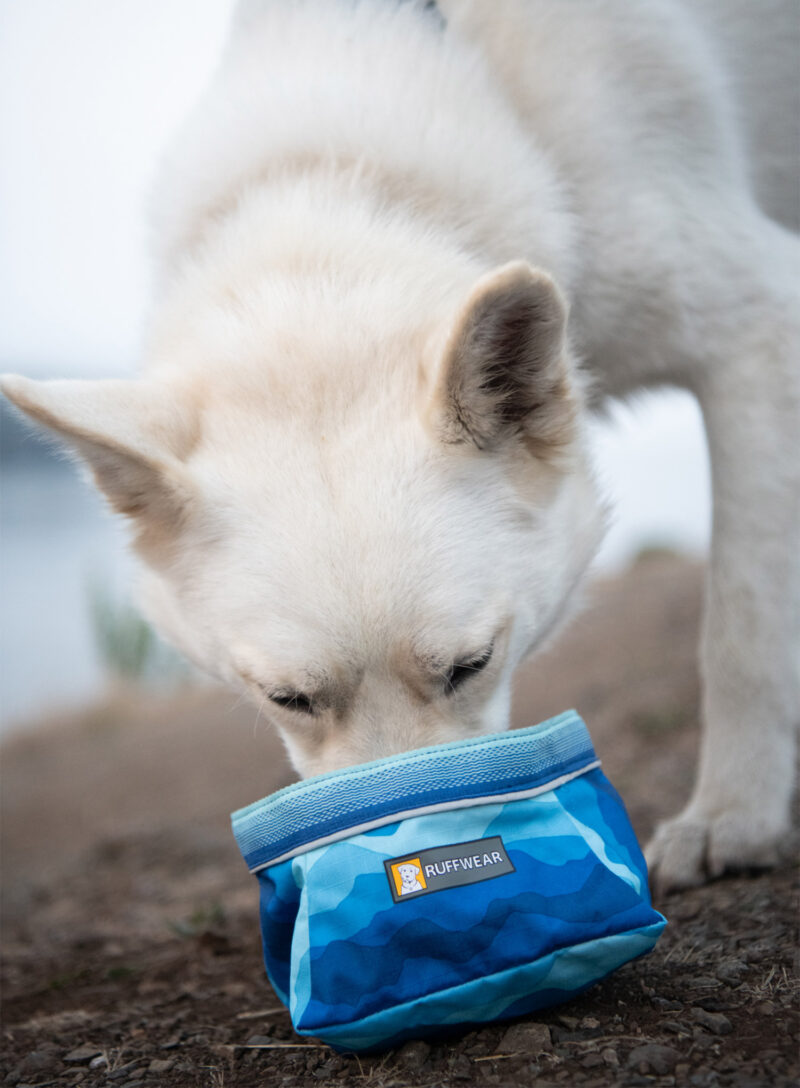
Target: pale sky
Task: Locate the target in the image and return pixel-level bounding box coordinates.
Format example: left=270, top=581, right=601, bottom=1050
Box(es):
left=0, top=0, right=236, bottom=375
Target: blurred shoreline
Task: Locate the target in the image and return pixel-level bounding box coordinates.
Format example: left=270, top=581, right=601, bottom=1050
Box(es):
left=1, top=458, right=135, bottom=730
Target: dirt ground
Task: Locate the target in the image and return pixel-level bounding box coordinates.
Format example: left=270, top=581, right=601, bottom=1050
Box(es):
left=2, top=556, right=798, bottom=1088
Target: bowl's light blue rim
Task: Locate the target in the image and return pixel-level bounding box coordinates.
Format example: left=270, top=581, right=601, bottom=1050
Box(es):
left=232, top=710, right=596, bottom=871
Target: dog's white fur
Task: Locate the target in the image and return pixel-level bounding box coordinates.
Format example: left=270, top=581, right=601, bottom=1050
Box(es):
left=3, top=0, right=798, bottom=892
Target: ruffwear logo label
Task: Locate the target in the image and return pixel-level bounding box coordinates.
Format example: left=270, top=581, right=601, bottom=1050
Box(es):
left=384, top=836, right=515, bottom=903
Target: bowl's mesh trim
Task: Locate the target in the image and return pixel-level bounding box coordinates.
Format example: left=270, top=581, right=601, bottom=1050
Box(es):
left=232, top=710, right=594, bottom=871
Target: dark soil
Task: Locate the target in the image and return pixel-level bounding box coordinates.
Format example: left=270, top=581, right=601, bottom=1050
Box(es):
left=2, top=557, right=798, bottom=1088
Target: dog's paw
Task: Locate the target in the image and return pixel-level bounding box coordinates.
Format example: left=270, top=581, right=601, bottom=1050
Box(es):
left=645, top=805, right=787, bottom=895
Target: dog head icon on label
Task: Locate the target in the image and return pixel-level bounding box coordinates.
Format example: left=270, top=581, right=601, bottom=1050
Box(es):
left=390, top=858, right=427, bottom=897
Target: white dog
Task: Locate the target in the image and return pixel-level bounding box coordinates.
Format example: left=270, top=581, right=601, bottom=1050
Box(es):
left=3, top=0, right=798, bottom=892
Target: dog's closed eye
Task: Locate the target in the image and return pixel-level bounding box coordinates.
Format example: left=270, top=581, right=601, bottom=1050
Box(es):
left=444, top=642, right=494, bottom=694
left=268, top=690, right=315, bottom=715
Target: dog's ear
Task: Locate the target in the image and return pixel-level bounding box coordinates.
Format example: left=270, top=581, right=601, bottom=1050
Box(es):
left=432, top=261, right=576, bottom=457
left=1, top=374, right=196, bottom=549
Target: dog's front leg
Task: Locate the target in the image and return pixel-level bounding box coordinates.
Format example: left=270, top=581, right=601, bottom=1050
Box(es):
left=646, top=219, right=800, bottom=892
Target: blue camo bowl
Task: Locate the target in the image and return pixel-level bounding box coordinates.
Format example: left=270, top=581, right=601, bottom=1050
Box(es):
left=231, top=710, right=666, bottom=1052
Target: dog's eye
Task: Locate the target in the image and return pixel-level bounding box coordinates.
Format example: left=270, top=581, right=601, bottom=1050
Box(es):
left=444, top=642, right=494, bottom=694
left=268, top=690, right=315, bottom=714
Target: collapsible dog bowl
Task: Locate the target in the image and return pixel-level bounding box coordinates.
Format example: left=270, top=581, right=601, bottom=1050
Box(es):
left=232, top=710, right=665, bottom=1052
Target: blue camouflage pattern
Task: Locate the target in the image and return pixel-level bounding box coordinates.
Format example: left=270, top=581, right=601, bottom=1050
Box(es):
left=233, top=712, right=665, bottom=1052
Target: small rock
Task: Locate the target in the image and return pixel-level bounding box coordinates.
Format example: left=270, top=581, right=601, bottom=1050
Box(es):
left=693, top=995, right=730, bottom=1012
left=315, top=1058, right=341, bottom=1079
left=18, top=1050, right=59, bottom=1075
left=689, top=1068, right=716, bottom=1087
left=148, top=1058, right=174, bottom=1074
left=578, top=1016, right=601, bottom=1030
left=244, top=1034, right=275, bottom=1046
left=661, top=1020, right=691, bottom=1035
left=397, top=1039, right=430, bottom=1071
left=691, top=1007, right=733, bottom=1035
left=63, top=1045, right=102, bottom=1063
left=742, top=940, right=774, bottom=963
left=465, top=1040, right=491, bottom=1057
left=715, top=958, right=748, bottom=985
left=557, top=1014, right=579, bottom=1030
left=687, top=976, right=721, bottom=990
left=89, top=1055, right=108, bottom=1070
left=498, top=1021, right=553, bottom=1055
left=627, top=1043, right=681, bottom=1075
left=581, top=1052, right=604, bottom=1068
left=449, top=1054, right=472, bottom=1080
left=108, top=1060, right=141, bottom=1081
left=601, top=1048, right=619, bottom=1067
left=651, top=996, right=683, bottom=1011
left=691, top=1026, right=715, bottom=1048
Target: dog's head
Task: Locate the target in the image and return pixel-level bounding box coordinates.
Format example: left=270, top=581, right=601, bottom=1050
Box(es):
left=2, top=262, right=604, bottom=776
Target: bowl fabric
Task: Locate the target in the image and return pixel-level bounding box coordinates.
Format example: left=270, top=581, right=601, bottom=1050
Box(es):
left=232, top=710, right=665, bottom=1052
